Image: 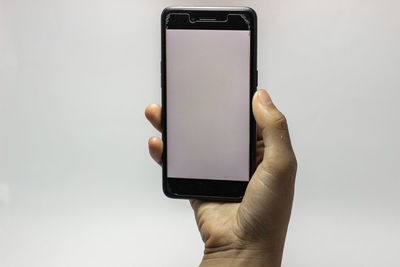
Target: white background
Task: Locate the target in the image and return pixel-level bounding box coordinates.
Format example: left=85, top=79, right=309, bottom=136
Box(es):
left=0, top=0, right=399, bottom=266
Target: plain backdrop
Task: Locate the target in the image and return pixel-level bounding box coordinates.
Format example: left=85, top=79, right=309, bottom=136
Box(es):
left=0, top=0, right=399, bottom=266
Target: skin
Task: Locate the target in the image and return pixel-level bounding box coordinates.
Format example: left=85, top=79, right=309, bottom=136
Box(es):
left=145, top=90, right=297, bottom=267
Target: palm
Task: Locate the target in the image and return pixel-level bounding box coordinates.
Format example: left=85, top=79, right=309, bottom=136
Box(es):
left=189, top=136, right=265, bottom=251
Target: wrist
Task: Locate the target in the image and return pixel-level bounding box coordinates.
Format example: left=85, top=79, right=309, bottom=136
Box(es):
left=199, top=248, right=283, bottom=267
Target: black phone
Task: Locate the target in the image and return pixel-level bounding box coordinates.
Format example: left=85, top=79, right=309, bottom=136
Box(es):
left=161, top=6, right=257, bottom=201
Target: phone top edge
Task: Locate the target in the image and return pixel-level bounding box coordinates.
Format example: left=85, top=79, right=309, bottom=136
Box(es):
left=161, top=6, right=257, bottom=24
left=163, top=6, right=254, bottom=10
left=162, top=6, right=257, bottom=15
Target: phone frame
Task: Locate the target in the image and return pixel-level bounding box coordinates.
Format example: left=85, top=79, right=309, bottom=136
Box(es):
left=161, top=6, right=257, bottom=202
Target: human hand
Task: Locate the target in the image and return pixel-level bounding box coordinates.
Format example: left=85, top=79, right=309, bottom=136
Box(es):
left=145, top=90, right=297, bottom=267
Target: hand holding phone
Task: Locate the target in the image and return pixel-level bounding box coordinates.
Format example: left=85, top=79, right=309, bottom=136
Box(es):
left=145, top=89, right=297, bottom=266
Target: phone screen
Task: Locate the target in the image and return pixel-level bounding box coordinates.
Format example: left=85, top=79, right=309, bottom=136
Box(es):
left=166, top=29, right=250, bottom=181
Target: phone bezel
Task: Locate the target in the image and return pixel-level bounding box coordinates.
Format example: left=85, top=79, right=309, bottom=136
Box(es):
left=161, top=6, right=257, bottom=202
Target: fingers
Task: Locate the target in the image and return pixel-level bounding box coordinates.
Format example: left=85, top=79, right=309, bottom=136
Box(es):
left=145, top=104, right=163, bottom=165
left=252, top=90, right=297, bottom=177
left=145, top=104, right=162, bottom=132
left=148, top=136, right=163, bottom=165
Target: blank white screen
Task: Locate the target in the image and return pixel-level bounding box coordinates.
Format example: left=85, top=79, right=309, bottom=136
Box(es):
left=166, top=29, right=250, bottom=181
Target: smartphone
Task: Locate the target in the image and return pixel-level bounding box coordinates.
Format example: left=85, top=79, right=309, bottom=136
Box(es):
left=161, top=6, right=257, bottom=201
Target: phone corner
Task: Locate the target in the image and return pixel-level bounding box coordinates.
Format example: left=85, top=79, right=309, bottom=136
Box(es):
left=161, top=6, right=176, bottom=20
left=162, top=177, right=177, bottom=199
left=162, top=189, right=176, bottom=199
left=242, top=6, right=257, bottom=19
left=161, top=6, right=171, bottom=21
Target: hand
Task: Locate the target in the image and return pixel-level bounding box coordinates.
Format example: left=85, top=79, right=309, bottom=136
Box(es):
left=145, top=90, right=297, bottom=267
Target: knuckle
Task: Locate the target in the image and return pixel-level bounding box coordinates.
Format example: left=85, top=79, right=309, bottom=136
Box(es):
left=273, top=113, right=288, bottom=131
left=263, top=152, right=297, bottom=178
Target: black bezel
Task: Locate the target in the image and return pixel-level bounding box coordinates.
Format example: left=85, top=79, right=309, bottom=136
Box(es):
left=161, top=6, right=257, bottom=202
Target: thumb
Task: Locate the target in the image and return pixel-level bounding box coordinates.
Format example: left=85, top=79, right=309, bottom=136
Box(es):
left=252, top=89, right=297, bottom=181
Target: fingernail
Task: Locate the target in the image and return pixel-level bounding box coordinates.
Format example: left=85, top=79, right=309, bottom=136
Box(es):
left=258, top=90, right=272, bottom=106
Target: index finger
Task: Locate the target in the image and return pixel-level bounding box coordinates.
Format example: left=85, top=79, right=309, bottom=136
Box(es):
left=145, top=104, right=162, bottom=132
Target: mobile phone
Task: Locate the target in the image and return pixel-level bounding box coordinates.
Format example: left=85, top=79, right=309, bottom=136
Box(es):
left=161, top=6, right=257, bottom=201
